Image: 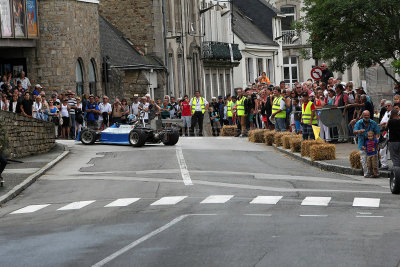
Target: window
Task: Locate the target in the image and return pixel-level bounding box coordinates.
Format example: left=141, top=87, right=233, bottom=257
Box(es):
left=89, top=59, right=97, bottom=95
left=280, top=6, right=296, bottom=31
left=166, top=0, right=173, bottom=32
left=246, top=58, right=254, bottom=84
left=205, top=73, right=211, bottom=100
left=75, top=59, right=84, bottom=96
left=177, top=54, right=184, bottom=97
left=267, top=59, right=274, bottom=84
left=174, top=0, right=182, bottom=33
left=225, top=72, right=231, bottom=95
left=257, top=58, right=263, bottom=77
left=212, top=73, right=218, bottom=98
left=219, top=73, right=225, bottom=96
left=283, top=56, right=298, bottom=87
left=168, top=53, right=174, bottom=95
left=192, top=53, right=199, bottom=92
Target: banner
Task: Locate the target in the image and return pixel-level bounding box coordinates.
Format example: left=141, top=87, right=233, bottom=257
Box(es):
left=26, top=0, right=36, bottom=37
left=13, top=0, right=25, bottom=37
left=0, top=0, right=12, bottom=37
left=312, top=125, right=321, bottom=140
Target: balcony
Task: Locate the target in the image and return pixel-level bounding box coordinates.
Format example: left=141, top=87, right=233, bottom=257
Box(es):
left=281, top=30, right=301, bottom=46
left=201, top=41, right=242, bottom=67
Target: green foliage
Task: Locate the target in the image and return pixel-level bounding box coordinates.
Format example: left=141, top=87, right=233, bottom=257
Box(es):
left=392, top=59, right=400, bottom=74
left=297, top=0, right=400, bottom=84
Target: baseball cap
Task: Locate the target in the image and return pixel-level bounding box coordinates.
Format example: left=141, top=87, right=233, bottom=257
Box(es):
left=35, top=84, right=42, bottom=89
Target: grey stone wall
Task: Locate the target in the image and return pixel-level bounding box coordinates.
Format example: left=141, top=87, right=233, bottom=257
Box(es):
left=0, top=111, right=55, bottom=158
left=27, top=0, right=102, bottom=95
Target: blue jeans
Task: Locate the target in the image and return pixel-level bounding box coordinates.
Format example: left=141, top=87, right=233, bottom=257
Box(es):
left=275, top=118, right=286, bottom=132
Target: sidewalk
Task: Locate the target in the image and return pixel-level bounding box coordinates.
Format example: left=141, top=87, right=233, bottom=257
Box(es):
left=0, top=143, right=69, bottom=205
left=274, top=143, right=392, bottom=178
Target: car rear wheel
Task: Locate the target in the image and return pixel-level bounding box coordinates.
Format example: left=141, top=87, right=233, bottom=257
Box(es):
left=129, top=129, right=147, bottom=147
left=80, top=129, right=96, bottom=145
left=163, top=128, right=179, bottom=146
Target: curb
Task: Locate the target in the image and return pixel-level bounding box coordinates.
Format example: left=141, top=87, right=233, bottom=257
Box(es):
left=0, top=144, right=70, bottom=206
left=272, top=145, right=391, bottom=178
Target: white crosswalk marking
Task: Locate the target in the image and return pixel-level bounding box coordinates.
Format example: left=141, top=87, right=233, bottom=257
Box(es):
left=57, top=201, right=96, bottom=211
left=353, top=198, right=380, bottom=208
left=201, top=195, right=234, bottom=204
left=105, top=198, right=140, bottom=207
left=301, top=197, right=331, bottom=206
left=150, top=196, right=187, bottom=206
left=11, top=204, right=50, bottom=214
left=250, top=196, right=283, bottom=205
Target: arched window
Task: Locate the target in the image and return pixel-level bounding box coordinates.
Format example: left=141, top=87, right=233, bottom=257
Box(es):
left=89, top=59, right=97, bottom=95
left=76, top=59, right=84, bottom=96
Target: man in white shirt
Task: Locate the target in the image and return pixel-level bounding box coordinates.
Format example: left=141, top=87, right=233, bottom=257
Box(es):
left=98, top=96, right=112, bottom=129
left=379, top=101, right=393, bottom=170
left=16, top=71, right=31, bottom=91
left=169, top=96, right=180, bottom=119
left=138, top=97, right=150, bottom=123
left=189, top=91, right=209, bottom=136
left=130, top=95, right=140, bottom=117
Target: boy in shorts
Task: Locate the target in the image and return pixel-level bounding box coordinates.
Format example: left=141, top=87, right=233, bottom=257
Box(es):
left=362, top=131, right=379, bottom=178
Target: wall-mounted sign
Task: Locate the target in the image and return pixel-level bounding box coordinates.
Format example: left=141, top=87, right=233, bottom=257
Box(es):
left=13, top=0, right=26, bottom=37
left=0, top=0, right=13, bottom=37
left=26, top=0, right=37, bottom=37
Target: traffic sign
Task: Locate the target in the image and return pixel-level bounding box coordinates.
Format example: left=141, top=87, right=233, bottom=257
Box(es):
left=311, top=67, right=323, bottom=80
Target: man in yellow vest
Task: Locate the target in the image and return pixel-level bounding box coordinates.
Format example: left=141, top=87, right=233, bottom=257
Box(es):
left=301, top=93, right=318, bottom=140
left=190, top=90, right=209, bottom=136
left=227, top=95, right=233, bottom=125
left=236, top=89, right=247, bottom=137
left=271, top=87, right=286, bottom=132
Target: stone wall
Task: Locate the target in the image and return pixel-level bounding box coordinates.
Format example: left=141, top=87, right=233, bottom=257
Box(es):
left=27, top=0, right=102, bottom=95
left=0, top=111, right=55, bottom=158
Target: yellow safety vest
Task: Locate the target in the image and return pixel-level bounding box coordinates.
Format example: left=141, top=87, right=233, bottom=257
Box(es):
left=302, top=101, right=318, bottom=125
left=236, top=96, right=246, bottom=116
left=191, top=97, right=205, bottom=114
left=227, top=100, right=233, bottom=117
left=272, top=96, right=286, bottom=118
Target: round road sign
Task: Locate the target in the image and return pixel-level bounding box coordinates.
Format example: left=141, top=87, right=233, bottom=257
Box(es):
left=311, top=67, right=323, bottom=80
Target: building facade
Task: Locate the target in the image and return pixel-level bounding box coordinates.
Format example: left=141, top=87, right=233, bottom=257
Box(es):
left=0, top=0, right=102, bottom=96
left=232, top=4, right=283, bottom=89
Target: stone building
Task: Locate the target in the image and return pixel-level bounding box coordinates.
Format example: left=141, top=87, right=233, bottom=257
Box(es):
left=99, top=0, right=204, bottom=99
left=0, top=0, right=102, bottom=96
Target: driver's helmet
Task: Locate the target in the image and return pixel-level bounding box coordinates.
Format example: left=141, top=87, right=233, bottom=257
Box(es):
left=127, top=114, right=136, bottom=124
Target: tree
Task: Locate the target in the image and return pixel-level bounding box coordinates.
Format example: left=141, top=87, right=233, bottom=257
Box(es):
left=297, top=0, right=400, bottom=85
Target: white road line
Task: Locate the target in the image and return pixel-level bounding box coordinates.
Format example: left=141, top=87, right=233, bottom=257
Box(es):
left=57, top=201, right=96, bottom=211
left=104, top=198, right=140, bottom=207
left=150, top=196, right=187, bottom=206
left=10, top=204, right=50, bottom=214
left=200, top=195, right=234, bottom=204
left=244, top=214, right=272, bottom=217
left=250, top=196, right=283, bottom=205
left=301, top=197, right=331, bottom=206
left=356, top=216, right=384, bottom=218
left=176, top=147, right=193, bottom=186
left=3, top=168, right=40, bottom=174
left=299, top=215, right=328, bottom=217
left=92, top=214, right=190, bottom=267
left=216, top=137, right=233, bottom=140
left=353, top=198, right=380, bottom=208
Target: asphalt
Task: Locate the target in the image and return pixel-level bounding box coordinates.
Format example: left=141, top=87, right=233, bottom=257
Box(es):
left=0, top=137, right=398, bottom=267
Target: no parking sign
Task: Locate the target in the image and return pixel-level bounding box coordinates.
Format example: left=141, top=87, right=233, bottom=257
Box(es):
left=311, top=67, right=323, bottom=80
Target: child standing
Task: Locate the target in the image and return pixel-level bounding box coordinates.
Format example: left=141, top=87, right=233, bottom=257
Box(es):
left=362, top=131, right=379, bottom=178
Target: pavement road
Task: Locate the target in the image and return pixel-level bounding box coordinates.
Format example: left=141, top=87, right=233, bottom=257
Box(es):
left=0, top=137, right=399, bottom=267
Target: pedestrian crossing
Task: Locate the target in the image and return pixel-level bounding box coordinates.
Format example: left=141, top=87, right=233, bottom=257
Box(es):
left=7, top=195, right=385, bottom=216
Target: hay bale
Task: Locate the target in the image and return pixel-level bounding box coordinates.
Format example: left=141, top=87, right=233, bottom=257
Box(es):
left=253, top=129, right=266, bottom=143
left=274, top=132, right=292, bottom=147
left=310, top=144, right=336, bottom=161
left=264, top=130, right=275, bottom=146
left=282, top=135, right=292, bottom=149
left=290, top=137, right=302, bottom=153
left=221, top=125, right=237, bottom=137
left=248, top=129, right=266, bottom=143
left=301, top=139, right=324, bottom=157
left=350, top=151, right=362, bottom=169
